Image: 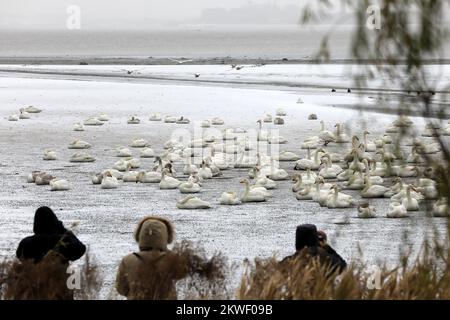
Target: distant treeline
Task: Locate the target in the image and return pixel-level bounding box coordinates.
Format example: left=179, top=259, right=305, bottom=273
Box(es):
left=198, top=4, right=301, bottom=25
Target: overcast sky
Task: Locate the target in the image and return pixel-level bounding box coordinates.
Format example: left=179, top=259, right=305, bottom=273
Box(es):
left=0, top=0, right=310, bottom=29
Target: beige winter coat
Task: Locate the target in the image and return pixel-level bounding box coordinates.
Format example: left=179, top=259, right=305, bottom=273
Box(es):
left=115, top=216, right=187, bottom=300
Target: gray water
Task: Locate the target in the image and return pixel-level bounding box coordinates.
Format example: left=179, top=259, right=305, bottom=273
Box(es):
left=0, top=26, right=355, bottom=59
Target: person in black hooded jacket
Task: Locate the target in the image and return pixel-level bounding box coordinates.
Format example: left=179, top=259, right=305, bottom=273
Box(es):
left=16, top=206, right=86, bottom=264
left=281, top=224, right=347, bottom=275
left=12, top=207, right=86, bottom=299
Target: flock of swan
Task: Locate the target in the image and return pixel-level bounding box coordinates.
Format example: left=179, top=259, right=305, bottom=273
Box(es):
left=10, top=104, right=450, bottom=217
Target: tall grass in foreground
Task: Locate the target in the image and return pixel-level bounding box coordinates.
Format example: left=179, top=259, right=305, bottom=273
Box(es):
left=1, top=236, right=450, bottom=299
left=0, top=248, right=102, bottom=300
left=239, top=235, right=450, bottom=300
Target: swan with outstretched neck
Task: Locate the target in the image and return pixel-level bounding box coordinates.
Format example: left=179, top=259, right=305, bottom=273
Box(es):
left=240, top=179, right=268, bottom=203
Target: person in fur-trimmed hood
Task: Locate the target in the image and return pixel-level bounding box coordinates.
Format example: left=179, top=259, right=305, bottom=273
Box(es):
left=115, top=216, right=188, bottom=300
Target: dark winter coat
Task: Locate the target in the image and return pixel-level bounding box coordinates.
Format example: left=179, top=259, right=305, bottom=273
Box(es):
left=281, top=224, right=347, bottom=275
left=16, top=207, right=86, bottom=264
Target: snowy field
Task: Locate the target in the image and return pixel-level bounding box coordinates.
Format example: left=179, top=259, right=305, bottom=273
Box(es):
left=0, top=66, right=448, bottom=298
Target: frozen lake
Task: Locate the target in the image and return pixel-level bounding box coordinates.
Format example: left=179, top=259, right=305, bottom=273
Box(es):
left=0, top=67, right=448, bottom=298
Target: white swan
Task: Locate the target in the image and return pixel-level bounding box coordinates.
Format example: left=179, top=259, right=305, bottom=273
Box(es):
left=393, top=116, right=413, bottom=128
left=98, top=113, right=109, bottom=121
left=137, top=171, right=161, bottom=183
left=201, top=120, right=211, bottom=128
left=182, top=162, right=199, bottom=175
left=131, top=138, right=149, bottom=148
left=159, top=169, right=181, bottom=189
left=312, top=179, right=333, bottom=207
left=256, top=120, right=269, bottom=141
left=149, top=113, right=162, bottom=121
left=115, top=157, right=140, bottom=170
left=126, top=157, right=141, bottom=169
left=295, top=185, right=315, bottom=200
left=418, top=185, right=439, bottom=200
left=8, top=114, right=19, bottom=121
left=342, top=171, right=365, bottom=190
left=276, top=151, right=300, bottom=161
left=116, top=146, right=133, bottom=157
left=188, top=174, right=203, bottom=186
left=401, top=185, right=420, bottom=211
left=101, top=172, right=119, bottom=189
left=102, top=169, right=123, bottom=180
left=292, top=175, right=307, bottom=193
left=357, top=203, right=376, bottom=218
left=267, top=160, right=289, bottom=181
left=406, top=146, right=424, bottom=164
left=363, top=160, right=383, bottom=184
left=348, top=150, right=365, bottom=172
left=70, top=152, right=95, bottom=162
left=299, top=168, right=316, bottom=184
left=176, top=116, right=190, bottom=124
left=432, top=198, right=449, bottom=217
left=122, top=164, right=139, bottom=182
left=335, top=123, right=350, bottom=143
left=318, top=121, right=336, bottom=145
left=176, top=195, right=211, bottom=209
left=211, top=151, right=231, bottom=170
left=204, top=157, right=221, bottom=177
left=114, top=159, right=130, bottom=172
left=19, top=109, right=31, bottom=119
left=422, top=123, right=441, bottom=137
left=263, top=114, right=273, bottom=123
left=27, top=171, right=44, bottom=183
left=319, top=156, right=342, bottom=179
left=178, top=179, right=201, bottom=194
left=387, top=202, right=408, bottom=218
left=361, top=177, right=390, bottom=198
left=295, top=148, right=324, bottom=170
left=127, top=116, right=141, bottom=124
left=326, top=185, right=354, bottom=208
left=301, top=136, right=320, bottom=149
left=140, top=147, right=155, bottom=158
left=35, top=173, right=55, bottom=185
left=234, top=151, right=258, bottom=168
left=198, top=162, right=213, bottom=179
left=337, top=168, right=353, bottom=182
left=190, top=139, right=207, bottom=148
left=390, top=181, right=423, bottom=202
left=276, top=108, right=287, bottom=116
left=164, top=116, right=177, bottom=123
left=24, top=106, right=42, bottom=113
left=50, top=179, right=70, bottom=191
left=385, top=124, right=399, bottom=133
left=267, top=134, right=288, bottom=144
left=416, top=142, right=441, bottom=154
left=443, top=124, right=450, bottom=136
left=73, top=123, right=84, bottom=131
left=43, top=150, right=57, bottom=161
left=219, top=192, right=241, bottom=205
left=68, top=140, right=91, bottom=149
left=211, top=117, right=225, bottom=125
left=391, top=165, right=418, bottom=178
left=240, top=179, right=267, bottom=203
left=84, top=117, right=103, bottom=126
left=363, top=131, right=377, bottom=152
left=250, top=167, right=277, bottom=190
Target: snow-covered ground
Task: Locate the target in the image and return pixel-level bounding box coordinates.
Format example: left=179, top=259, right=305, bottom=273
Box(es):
left=0, top=67, right=448, bottom=298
